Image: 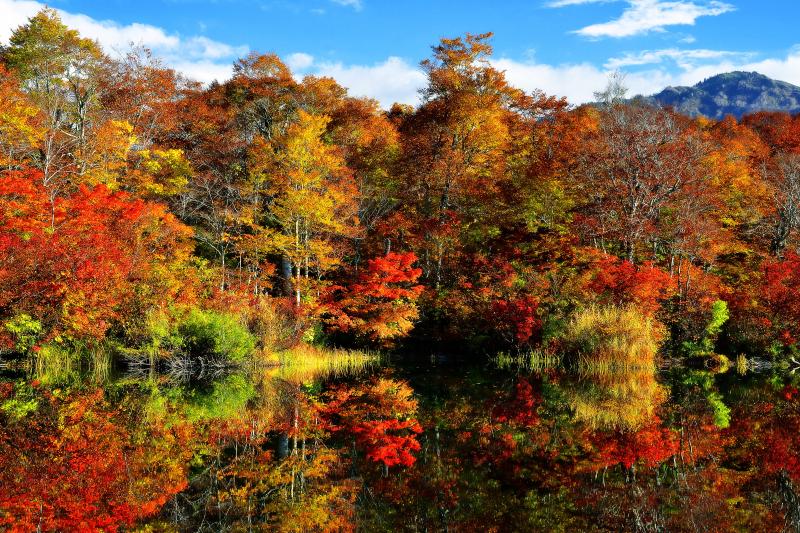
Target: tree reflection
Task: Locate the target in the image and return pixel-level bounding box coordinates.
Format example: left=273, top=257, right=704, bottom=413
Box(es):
left=5, top=354, right=800, bottom=531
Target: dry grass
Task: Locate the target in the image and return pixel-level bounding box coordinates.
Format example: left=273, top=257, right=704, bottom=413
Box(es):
left=567, top=305, right=664, bottom=370
left=563, top=305, right=667, bottom=430
left=267, top=344, right=379, bottom=383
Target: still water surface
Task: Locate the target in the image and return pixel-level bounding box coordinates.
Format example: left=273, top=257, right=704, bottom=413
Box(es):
left=1, top=352, right=797, bottom=531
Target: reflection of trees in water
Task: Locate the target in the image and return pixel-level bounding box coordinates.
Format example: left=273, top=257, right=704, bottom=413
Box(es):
left=0, top=349, right=384, bottom=531
left=10, top=348, right=800, bottom=531
left=563, top=365, right=667, bottom=431
left=0, top=384, right=195, bottom=531
left=161, top=373, right=419, bottom=531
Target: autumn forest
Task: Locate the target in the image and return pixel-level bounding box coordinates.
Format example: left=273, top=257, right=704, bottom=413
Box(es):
left=4, top=8, right=800, bottom=532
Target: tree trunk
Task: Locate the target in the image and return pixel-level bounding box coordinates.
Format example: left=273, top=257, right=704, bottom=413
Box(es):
left=281, top=255, right=293, bottom=296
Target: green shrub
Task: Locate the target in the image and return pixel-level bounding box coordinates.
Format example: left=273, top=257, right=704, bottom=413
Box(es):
left=5, top=314, right=42, bottom=353
left=682, top=299, right=729, bottom=357
left=178, top=308, right=255, bottom=363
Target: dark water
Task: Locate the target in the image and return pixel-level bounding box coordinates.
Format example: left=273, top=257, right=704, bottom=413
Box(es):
left=1, top=353, right=799, bottom=532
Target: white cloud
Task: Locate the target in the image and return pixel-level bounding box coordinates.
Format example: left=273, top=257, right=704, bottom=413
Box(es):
left=492, top=58, right=613, bottom=104
left=0, top=0, right=247, bottom=84
left=279, top=52, right=425, bottom=107
left=183, top=36, right=247, bottom=61
left=494, top=46, right=800, bottom=105
left=286, top=52, right=315, bottom=71
left=301, top=55, right=426, bottom=107
left=572, top=0, right=734, bottom=38
left=490, top=56, right=676, bottom=104
left=605, top=48, right=753, bottom=69
left=331, top=0, right=362, bottom=11
left=0, top=0, right=47, bottom=43
left=168, top=60, right=240, bottom=85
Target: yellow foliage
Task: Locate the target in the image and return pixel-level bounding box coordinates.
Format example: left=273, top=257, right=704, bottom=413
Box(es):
left=80, top=120, right=135, bottom=189
left=133, top=148, right=192, bottom=197
left=0, top=71, right=43, bottom=167
left=563, top=305, right=667, bottom=430
left=249, top=110, right=359, bottom=305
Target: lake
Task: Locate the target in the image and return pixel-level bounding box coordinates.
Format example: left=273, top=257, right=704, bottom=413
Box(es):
left=1, top=351, right=797, bottom=531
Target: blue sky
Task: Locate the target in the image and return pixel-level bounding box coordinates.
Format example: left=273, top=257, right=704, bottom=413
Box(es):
left=1, top=0, right=798, bottom=106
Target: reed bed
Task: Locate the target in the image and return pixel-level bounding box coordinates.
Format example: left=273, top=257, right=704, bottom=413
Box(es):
left=271, top=344, right=379, bottom=383
left=567, top=305, right=663, bottom=370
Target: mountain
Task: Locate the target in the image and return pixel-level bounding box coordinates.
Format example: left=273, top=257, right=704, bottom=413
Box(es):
left=642, top=72, right=800, bottom=119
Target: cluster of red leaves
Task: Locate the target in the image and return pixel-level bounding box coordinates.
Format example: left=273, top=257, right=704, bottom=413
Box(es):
left=491, top=296, right=541, bottom=344
left=323, top=378, right=423, bottom=469
left=491, top=378, right=542, bottom=428
left=326, top=252, right=423, bottom=343
left=353, top=252, right=424, bottom=299
left=352, top=419, right=423, bottom=467
left=0, top=169, right=194, bottom=344
left=784, top=385, right=800, bottom=401
left=0, top=384, right=191, bottom=532
left=588, top=418, right=679, bottom=469
left=760, top=252, right=800, bottom=344
left=586, top=253, right=674, bottom=316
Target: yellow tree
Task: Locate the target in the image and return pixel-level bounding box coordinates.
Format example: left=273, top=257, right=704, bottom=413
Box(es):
left=2, top=8, right=108, bottom=212
left=0, top=66, right=43, bottom=168
left=251, top=110, right=359, bottom=305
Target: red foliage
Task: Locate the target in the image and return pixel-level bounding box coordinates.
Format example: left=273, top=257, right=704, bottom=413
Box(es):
left=491, top=296, right=541, bottom=344
left=586, top=253, right=674, bottom=315
left=730, top=389, right=800, bottom=483
left=743, top=111, right=800, bottom=154
left=491, top=378, right=542, bottom=427
left=784, top=385, right=800, bottom=401
left=356, top=252, right=424, bottom=299
left=0, top=169, right=193, bottom=344
left=352, top=419, right=423, bottom=467
left=327, top=252, right=423, bottom=342
left=760, top=252, right=800, bottom=344
left=323, top=378, right=423, bottom=469
left=589, top=418, right=679, bottom=470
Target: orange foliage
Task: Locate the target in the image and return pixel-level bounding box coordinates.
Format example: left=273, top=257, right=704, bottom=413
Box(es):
left=327, top=252, right=423, bottom=342
left=588, top=418, right=679, bottom=470
left=584, top=252, right=674, bottom=316
left=0, top=168, right=194, bottom=343
left=0, top=385, right=192, bottom=532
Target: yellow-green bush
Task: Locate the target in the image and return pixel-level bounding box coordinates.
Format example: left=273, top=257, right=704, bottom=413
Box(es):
left=561, top=305, right=667, bottom=430
left=565, top=304, right=664, bottom=369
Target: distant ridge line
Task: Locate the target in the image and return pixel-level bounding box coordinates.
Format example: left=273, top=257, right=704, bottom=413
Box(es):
left=639, top=71, right=800, bottom=119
